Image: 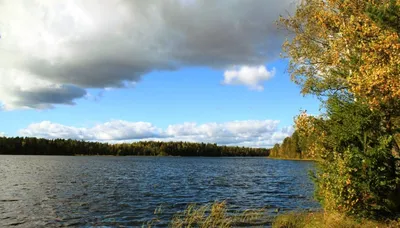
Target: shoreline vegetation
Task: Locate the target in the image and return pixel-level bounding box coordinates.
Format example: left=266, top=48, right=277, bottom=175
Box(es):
left=273, top=211, right=400, bottom=228
left=157, top=201, right=272, bottom=228
left=268, top=130, right=319, bottom=161
left=0, top=137, right=269, bottom=157
left=144, top=201, right=400, bottom=228
left=272, top=0, right=400, bottom=226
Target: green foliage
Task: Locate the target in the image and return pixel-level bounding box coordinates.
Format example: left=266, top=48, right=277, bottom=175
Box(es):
left=272, top=96, right=400, bottom=218
left=367, top=0, right=400, bottom=33
left=0, top=137, right=269, bottom=157
left=269, top=143, right=281, bottom=157
left=280, top=0, right=400, bottom=219
left=311, top=96, right=400, bottom=218
left=269, top=130, right=315, bottom=160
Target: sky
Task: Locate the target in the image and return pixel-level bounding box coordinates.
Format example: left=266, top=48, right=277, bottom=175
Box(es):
left=0, top=0, right=320, bottom=148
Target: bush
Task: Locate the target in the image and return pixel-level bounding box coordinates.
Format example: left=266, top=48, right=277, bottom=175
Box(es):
left=314, top=138, right=399, bottom=218
left=299, top=96, right=400, bottom=218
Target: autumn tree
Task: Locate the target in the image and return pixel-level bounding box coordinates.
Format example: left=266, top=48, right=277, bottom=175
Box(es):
left=281, top=0, right=400, bottom=138
left=280, top=0, right=400, bottom=218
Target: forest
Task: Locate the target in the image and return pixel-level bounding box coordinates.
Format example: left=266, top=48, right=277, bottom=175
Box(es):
left=0, top=137, right=269, bottom=157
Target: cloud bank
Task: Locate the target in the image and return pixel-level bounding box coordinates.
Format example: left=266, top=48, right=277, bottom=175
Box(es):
left=0, top=0, right=294, bottom=109
left=19, top=119, right=294, bottom=148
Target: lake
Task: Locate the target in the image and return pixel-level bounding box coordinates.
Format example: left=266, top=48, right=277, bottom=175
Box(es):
left=0, top=156, right=319, bottom=227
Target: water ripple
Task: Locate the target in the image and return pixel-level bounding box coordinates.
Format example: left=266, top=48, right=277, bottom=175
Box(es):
left=0, top=156, right=319, bottom=227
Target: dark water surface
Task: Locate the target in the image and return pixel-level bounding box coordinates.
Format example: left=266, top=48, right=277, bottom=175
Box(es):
left=0, top=156, right=319, bottom=227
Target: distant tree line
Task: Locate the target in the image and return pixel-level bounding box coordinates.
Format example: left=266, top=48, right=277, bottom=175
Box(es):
left=0, top=137, right=269, bottom=157
left=269, top=130, right=315, bottom=160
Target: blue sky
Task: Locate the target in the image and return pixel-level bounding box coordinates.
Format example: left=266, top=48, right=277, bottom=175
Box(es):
left=0, top=0, right=320, bottom=147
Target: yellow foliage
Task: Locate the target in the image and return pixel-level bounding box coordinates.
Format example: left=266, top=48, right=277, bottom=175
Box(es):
left=281, top=0, right=400, bottom=108
left=294, top=111, right=326, bottom=158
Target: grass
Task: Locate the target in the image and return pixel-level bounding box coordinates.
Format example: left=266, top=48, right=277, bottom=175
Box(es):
left=144, top=201, right=400, bottom=227
left=272, top=211, right=400, bottom=228
left=169, top=201, right=269, bottom=228
left=143, top=201, right=270, bottom=227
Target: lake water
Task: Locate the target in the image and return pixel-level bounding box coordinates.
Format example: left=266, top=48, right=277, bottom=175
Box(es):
left=0, top=156, right=319, bottom=227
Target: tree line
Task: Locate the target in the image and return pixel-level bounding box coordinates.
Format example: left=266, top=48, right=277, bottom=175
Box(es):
left=269, top=130, right=315, bottom=159
left=0, top=137, right=269, bottom=157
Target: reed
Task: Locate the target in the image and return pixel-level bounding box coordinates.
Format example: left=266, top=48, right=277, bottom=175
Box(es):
left=169, top=201, right=268, bottom=228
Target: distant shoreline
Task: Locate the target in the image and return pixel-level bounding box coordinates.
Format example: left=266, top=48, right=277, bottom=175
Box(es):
left=267, top=157, right=317, bottom=162
left=0, top=154, right=269, bottom=158
left=0, top=136, right=269, bottom=157
left=0, top=153, right=317, bottom=161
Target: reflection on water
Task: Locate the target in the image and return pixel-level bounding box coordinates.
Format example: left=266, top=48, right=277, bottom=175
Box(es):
left=0, top=156, right=319, bottom=227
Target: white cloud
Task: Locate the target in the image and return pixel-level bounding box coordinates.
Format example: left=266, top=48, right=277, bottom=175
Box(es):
left=19, top=119, right=293, bottom=148
left=223, top=65, right=276, bottom=91
left=164, top=120, right=283, bottom=146
left=20, top=121, right=89, bottom=140
left=19, top=120, right=162, bottom=141
left=0, top=0, right=294, bottom=109
left=91, top=120, right=162, bottom=140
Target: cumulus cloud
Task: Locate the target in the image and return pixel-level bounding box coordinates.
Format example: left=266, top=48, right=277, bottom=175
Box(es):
left=0, top=0, right=294, bottom=109
left=223, top=65, right=275, bottom=90
left=19, top=119, right=293, bottom=147
left=164, top=120, right=284, bottom=146
left=19, top=120, right=162, bottom=141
